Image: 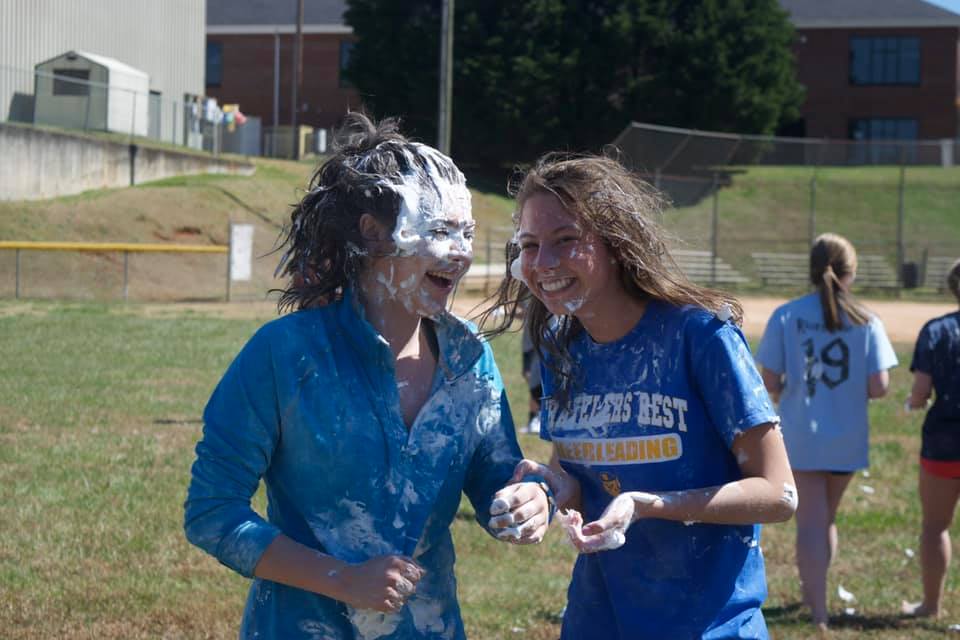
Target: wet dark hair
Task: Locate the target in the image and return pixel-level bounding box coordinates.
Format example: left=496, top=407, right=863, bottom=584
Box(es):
left=274, top=112, right=465, bottom=312
left=809, top=233, right=869, bottom=331
left=479, top=153, right=742, bottom=404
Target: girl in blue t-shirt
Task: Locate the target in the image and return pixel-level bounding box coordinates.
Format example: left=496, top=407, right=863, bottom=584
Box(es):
left=756, top=233, right=897, bottom=635
left=902, top=259, right=960, bottom=620
left=481, top=154, right=797, bottom=639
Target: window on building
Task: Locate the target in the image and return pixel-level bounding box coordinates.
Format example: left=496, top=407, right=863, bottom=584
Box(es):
left=849, top=118, right=919, bottom=163
left=850, top=118, right=918, bottom=141
left=850, top=36, right=920, bottom=85
left=340, top=40, right=354, bottom=88
left=206, top=41, right=223, bottom=88
left=53, top=69, right=90, bottom=96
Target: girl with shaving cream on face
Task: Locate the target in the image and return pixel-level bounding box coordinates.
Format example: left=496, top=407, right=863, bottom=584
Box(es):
left=481, top=154, right=796, bottom=639
left=756, top=233, right=897, bottom=636
left=184, top=113, right=552, bottom=640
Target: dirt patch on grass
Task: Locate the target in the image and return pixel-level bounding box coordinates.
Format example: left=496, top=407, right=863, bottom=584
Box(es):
left=7, top=292, right=949, bottom=344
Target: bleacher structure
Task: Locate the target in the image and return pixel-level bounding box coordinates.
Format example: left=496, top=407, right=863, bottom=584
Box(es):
left=752, top=252, right=898, bottom=289
left=923, top=256, right=956, bottom=291
left=672, top=250, right=749, bottom=285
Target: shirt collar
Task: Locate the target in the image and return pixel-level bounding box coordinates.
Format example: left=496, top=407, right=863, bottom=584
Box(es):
left=336, top=287, right=484, bottom=381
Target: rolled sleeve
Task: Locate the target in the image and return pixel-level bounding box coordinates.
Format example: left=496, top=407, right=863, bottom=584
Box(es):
left=866, top=317, right=898, bottom=375
left=184, top=332, right=283, bottom=578
left=696, top=325, right=779, bottom=447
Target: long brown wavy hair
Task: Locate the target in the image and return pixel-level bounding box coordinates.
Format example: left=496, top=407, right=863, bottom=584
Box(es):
left=478, top=153, right=743, bottom=403
left=809, top=233, right=870, bottom=331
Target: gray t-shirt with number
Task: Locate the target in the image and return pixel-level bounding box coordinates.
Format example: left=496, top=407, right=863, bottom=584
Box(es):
left=756, top=293, right=898, bottom=471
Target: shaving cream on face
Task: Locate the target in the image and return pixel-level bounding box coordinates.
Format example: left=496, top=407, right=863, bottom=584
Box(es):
left=510, top=256, right=524, bottom=283
left=370, top=144, right=474, bottom=318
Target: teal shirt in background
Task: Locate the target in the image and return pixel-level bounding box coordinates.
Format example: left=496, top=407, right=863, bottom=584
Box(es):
left=756, top=293, right=898, bottom=472
left=184, top=293, right=522, bottom=639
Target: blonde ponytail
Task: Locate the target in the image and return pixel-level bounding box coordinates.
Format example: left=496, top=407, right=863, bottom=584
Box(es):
left=810, top=233, right=870, bottom=331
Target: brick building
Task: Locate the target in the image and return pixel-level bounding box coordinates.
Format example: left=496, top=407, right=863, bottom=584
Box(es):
left=205, top=0, right=360, bottom=136
left=780, top=0, right=960, bottom=141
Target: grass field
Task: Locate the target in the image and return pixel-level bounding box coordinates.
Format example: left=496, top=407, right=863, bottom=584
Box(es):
left=1, top=299, right=957, bottom=639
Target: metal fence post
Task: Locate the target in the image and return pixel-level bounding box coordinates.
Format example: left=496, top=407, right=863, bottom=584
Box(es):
left=15, top=249, right=21, bottom=299
left=808, top=169, right=817, bottom=248
left=123, top=251, right=130, bottom=301
left=711, top=173, right=719, bottom=285
left=226, top=223, right=233, bottom=302
left=896, top=161, right=906, bottom=291
left=484, top=231, right=492, bottom=296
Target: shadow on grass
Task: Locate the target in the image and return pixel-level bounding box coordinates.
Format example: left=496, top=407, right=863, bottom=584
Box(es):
left=765, top=601, right=950, bottom=634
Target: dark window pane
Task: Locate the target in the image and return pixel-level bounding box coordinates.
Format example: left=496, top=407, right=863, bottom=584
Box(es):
left=850, top=36, right=921, bottom=84
left=52, top=69, right=89, bottom=96
left=339, top=41, right=354, bottom=88
left=206, top=41, right=223, bottom=87
left=900, top=38, right=920, bottom=83
left=850, top=37, right=869, bottom=83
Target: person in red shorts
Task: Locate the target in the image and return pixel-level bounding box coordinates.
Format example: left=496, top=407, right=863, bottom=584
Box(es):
left=902, top=258, right=960, bottom=619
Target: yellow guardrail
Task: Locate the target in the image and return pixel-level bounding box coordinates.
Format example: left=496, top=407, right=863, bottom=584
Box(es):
left=1, top=240, right=230, bottom=300
left=0, top=241, right=227, bottom=253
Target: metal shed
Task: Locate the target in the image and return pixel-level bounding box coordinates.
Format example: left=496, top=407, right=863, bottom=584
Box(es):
left=34, top=50, right=150, bottom=137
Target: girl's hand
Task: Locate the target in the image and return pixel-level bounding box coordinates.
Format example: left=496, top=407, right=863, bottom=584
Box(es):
left=488, top=481, right=549, bottom=544
left=509, top=458, right=580, bottom=510
left=337, top=555, right=425, bottom=613
left=571, top=492, right=662, bottom=553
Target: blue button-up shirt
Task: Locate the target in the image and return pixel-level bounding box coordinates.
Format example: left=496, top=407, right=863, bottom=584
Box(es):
left=184, top=293, right=521, bottom=639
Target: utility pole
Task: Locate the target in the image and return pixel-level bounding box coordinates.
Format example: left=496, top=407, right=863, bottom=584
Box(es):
left=437, top=0, right=454, bottom=155
left=291, top=0, right=304, bottom=160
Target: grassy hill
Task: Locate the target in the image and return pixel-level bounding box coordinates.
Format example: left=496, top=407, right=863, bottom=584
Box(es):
left=0, top=156, right=516, bottom=301
left=1, top=158, right=958, bottom=301
left=662, top=165, right=960, bottom=280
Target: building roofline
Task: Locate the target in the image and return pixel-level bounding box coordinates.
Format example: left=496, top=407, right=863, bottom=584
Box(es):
left=207, top=24, right=352, bottom=35
left=793, top=18, right=960, bottom=28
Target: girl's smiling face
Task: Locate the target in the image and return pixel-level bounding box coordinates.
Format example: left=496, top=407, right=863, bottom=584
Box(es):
left=367, top=166, right=475, bottom=319
left=517, top=191, right=621, bottom=321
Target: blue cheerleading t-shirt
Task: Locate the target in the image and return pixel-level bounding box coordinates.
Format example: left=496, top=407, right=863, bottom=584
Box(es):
left=539, top=300, right=779, bottom=640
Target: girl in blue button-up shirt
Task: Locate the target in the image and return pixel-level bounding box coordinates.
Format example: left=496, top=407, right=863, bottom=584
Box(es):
left=184, top=114, right=551, bottom=639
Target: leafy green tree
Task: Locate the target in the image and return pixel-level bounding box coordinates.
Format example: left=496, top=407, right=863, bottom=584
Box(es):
left=344, top=0, right=803, bottom=167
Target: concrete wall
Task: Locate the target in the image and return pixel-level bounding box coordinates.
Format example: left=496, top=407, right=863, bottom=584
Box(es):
left=0, top=123, right=254, bottom=201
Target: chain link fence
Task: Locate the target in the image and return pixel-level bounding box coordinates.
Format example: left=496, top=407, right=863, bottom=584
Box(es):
left=614, top=122, right=960, bottom=294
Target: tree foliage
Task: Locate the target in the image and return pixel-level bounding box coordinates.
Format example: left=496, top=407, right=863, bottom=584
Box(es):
left=344, top=0, right=804, bottom=168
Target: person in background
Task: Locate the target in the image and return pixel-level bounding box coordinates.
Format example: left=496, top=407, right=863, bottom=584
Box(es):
left=902, top=259, right=960, bottom=620
left=482, top=153, right=797, bottom=640
left=184, top=113, right=552, bottom=640
left=521, top=308, right=543, bottom=433
left=756, top=233, right=897, bottom=637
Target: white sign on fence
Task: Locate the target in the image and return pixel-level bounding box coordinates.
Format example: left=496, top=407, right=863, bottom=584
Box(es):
left=230, top=223, right=254, bottom=281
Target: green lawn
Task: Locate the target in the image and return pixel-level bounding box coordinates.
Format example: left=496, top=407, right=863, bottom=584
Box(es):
left=0, top=300, right=955, bottom=638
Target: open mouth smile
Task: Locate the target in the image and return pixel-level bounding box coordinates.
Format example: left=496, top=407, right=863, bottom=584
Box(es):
left=539, top=277, right=576, bottom=294
left=426, top=270, right=458, bottom=291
